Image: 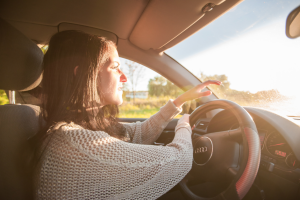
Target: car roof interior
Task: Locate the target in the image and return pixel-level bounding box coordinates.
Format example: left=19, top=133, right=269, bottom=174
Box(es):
left=0, top=0, right=242, bottom=92
left=0, top=0, right=241, bottom=51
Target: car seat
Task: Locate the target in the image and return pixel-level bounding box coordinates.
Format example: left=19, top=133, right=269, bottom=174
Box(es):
left=0, top=18, right=43, bottom=199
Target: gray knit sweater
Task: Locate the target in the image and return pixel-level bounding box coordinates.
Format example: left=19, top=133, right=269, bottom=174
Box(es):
left=35, top=100, right=193, bottom=199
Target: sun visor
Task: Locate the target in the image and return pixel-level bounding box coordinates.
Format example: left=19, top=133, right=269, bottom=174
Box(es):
left=59, top=23, right=118, bottom=45
left=129, top=0, right=225, bottom=50
left=0, top=18, right=43, bottom=91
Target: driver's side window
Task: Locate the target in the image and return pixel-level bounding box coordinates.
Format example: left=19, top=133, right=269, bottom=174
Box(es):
left=119, top=58, right=184, bottom=118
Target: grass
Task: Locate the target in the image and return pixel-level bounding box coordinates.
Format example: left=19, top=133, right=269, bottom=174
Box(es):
left=0, top=92, right=181, bottom=118
left=119, top=97, right=182, bottom=118
left=119, top=107, right=160, bottom=118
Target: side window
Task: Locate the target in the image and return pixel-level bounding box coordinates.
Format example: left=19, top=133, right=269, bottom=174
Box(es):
left=119, top=58, right=184, bottom=118
left=0, top=90, right=9, bottom=105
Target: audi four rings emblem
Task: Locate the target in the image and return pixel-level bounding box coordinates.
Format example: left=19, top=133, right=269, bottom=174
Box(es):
left=194, top=146, right=208, bottom=153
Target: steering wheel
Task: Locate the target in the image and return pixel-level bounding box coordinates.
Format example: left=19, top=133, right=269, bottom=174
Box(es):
left=179, top=100, right=261, bottom=200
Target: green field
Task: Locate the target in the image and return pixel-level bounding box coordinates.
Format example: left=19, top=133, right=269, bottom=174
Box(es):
left=0, top=91, right=181, bottom=118
left=119, top=97, right=182, bottom=118
left=119, top=106, right=160, bottom=118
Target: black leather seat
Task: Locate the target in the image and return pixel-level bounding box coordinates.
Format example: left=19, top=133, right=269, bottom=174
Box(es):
left=0, top=18, right=43, bottom=200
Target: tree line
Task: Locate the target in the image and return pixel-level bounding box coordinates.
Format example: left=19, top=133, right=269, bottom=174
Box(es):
left=142, top=73, right=284, bottom=107
left=119, top=60, right=285, bottom=107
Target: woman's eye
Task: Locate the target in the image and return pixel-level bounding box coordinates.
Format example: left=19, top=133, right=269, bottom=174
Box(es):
left=112, top=62, right=120, bottom=70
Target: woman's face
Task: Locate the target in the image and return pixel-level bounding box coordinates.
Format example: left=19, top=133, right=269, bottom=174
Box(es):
left=98, top=47, right=127, bottom=106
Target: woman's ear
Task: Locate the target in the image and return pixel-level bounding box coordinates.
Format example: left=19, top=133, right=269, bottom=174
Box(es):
left=74, top=66, right=79, bottom=76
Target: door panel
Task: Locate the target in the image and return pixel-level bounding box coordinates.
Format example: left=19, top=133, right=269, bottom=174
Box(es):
left=119, top=118, right=179, bottom=145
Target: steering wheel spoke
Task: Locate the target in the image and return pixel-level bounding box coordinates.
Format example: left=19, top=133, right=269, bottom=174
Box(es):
left=192, top=130, right=241, bottom=183
left=205, top=127, right=242, bottom=141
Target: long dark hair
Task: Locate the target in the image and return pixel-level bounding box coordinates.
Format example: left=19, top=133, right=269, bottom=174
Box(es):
left=36, top=30, right=127, bottom=143
left=26, top=31, right=127, bottom=198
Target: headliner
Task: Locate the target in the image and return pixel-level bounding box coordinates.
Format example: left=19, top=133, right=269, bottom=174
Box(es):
left=0, top=0, right=242, bottom=52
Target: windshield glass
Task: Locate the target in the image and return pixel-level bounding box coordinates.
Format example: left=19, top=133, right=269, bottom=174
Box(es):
left=166, top=0, right=300, bottom=116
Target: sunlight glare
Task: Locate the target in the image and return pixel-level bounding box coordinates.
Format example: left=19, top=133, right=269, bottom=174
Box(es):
left=181, top=19, right=300, bottom=99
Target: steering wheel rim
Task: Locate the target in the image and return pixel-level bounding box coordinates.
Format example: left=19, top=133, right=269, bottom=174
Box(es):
left=179, top=100, right=261, bottom=200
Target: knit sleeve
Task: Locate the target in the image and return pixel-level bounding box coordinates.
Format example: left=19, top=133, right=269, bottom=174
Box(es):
left=35, top=125, right=193, bottom=200
left=123, top=100, right=181, bottom=144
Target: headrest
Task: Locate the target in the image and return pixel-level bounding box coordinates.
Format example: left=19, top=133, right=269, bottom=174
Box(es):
left=0, top=18, right=43, bottom=91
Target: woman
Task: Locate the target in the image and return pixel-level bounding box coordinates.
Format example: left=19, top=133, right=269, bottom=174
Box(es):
left=34, top=30, right=221, bottom=199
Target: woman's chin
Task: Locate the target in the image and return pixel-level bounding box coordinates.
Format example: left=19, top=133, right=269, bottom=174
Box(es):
left=118, top=98, right=123, bottom=106
left=117, top=92, right=123, bottom=105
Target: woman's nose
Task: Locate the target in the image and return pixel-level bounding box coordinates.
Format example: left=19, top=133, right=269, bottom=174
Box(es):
left=120, top=71, right=127, bottom=83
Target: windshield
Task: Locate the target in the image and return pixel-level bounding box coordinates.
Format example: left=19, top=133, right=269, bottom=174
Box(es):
left=166, top=0, right=300, bottom=116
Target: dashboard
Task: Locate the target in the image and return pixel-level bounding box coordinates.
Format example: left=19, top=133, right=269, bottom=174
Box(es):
left=261, top=129, right=299, bottom=169
left=193, top=107, right=300, bottom=187
left=154, top=105, right=300, bottom=199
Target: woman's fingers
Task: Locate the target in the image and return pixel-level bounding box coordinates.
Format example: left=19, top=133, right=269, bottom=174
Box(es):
left=188, top=80, right=221, bottom=98
left=192, top=124, right=196, bottom=130
left=198, top=90, right=212, bottom=97
left=200, top=80, right=222, bottom=88
left=174, top=80, right=221, bottom=107
left=197, top=80, right=222, bottom=91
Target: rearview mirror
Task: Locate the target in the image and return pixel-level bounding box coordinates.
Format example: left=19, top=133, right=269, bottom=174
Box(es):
left=286, top=5, right=300, bottom=39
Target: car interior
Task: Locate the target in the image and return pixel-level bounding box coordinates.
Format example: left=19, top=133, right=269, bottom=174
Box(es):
left=0, top=0, right=300, bottom=200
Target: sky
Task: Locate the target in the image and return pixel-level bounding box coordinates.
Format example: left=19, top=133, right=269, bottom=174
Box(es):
left=166, top=0, right=300, bottom=60
left=166, top=0, right=300, bottom=97
left=177, top=19, right=300, bottom=95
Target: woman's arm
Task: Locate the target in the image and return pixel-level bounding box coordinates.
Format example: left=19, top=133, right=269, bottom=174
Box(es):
left=123, top=100, right=181, bottom=144
left=36, top=125, right=193, bottom=199
left=123, top=80, right=221, bottom=144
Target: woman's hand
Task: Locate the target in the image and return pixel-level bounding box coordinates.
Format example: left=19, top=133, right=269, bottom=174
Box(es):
left=177, top=114, right=190, bottom=125
left=173, top=80, right=221, bottom=108
left=175, top=114, right=192, bottom=134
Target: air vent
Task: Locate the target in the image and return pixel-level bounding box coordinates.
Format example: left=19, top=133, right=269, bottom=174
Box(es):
left=195, top=121, right=209, bottom=130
